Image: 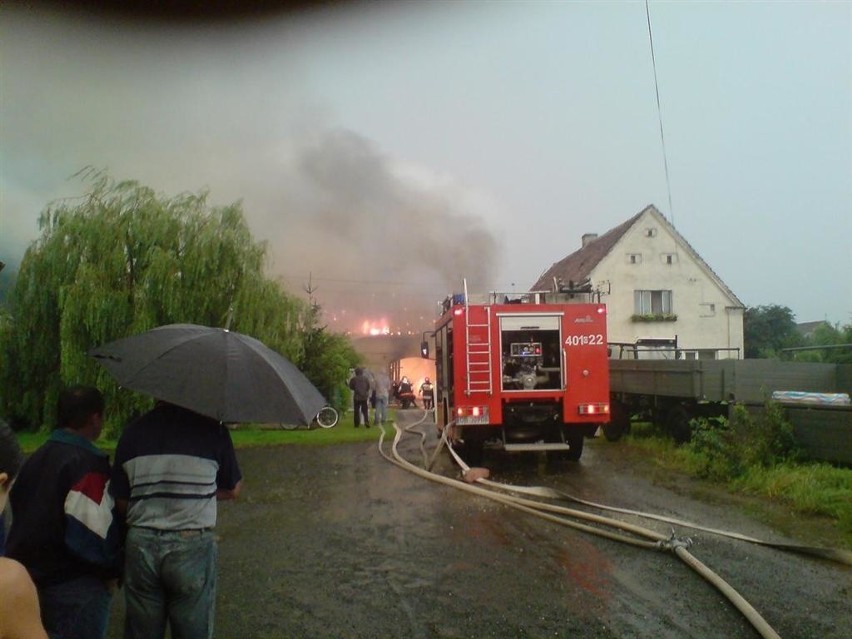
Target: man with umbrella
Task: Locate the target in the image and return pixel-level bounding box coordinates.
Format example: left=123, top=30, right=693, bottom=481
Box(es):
left=91, top=323, right=326, bottom=639
left=110, top=401, right=242, bottom=639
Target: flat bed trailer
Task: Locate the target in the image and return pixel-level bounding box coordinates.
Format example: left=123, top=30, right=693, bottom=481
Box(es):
left=606, top=358, right=852, bottom=465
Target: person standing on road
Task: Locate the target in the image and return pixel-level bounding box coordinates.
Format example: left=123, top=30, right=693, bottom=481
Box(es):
left=110, top=401, right=242, bottom=639
left=372, top=370, right=392, bottom=426
left=0, top=419, right=50, bottom=639
left=349, top=367, right=372, bottom=428
left=6, top=386, right=122, bottom=639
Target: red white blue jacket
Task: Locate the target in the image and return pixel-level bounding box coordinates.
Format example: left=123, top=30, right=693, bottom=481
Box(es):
left=6, top=429, right=123, bottom=586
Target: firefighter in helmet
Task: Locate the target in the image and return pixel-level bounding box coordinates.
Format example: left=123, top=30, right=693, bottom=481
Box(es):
left=419, top=377, right=434, bottom=410
left=397, top=376, right=415, bottom=408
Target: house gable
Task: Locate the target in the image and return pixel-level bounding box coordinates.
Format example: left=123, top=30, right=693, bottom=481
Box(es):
left=531, top=204, right=744, bottom=358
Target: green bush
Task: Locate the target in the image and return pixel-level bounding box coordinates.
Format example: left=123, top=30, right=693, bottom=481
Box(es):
left=686, top=402, right=799, bottom=481
left=624, top=409, right=850, bottom=545
left=686, top=415, right=737, bottom=480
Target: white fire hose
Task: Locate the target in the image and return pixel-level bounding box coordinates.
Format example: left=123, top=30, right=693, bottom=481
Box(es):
left=377, top=414, right=795, bottom=639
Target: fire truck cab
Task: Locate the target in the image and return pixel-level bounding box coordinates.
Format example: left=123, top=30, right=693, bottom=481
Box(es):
left=424, top=286, right=610, bottom=462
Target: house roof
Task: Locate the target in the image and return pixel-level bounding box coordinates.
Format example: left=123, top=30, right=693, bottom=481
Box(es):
left=530, top=204, right=744, bottom=308
left=531, top=209, right=643, bottom=291
left=796, top=320, right=830, bottom=337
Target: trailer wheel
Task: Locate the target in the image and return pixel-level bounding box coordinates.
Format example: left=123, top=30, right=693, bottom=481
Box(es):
left=603, top=401, right=630, bottom=442
left=666, top=406, right=692, bottom=444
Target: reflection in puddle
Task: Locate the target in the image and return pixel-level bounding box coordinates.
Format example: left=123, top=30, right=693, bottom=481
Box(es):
left=440, top=451, right=615, bottom=622
left=553, top=537, right=612, bottom=599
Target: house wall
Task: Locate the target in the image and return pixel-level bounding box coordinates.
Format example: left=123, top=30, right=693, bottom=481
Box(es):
left=592, top=212, right=744, bottom=359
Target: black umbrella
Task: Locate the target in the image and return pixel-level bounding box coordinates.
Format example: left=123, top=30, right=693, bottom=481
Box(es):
left=89, top=323, right=327, bottom=425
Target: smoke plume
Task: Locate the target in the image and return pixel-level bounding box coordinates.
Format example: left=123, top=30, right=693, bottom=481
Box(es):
left=263, top=128, right=500, bottom=334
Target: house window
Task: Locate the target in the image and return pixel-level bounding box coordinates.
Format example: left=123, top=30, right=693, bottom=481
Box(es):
left=645, top=227, right=657, bottom=237
left=662, top=253, right=677, bottom=264
left=628, top=253, right=642, bottom=264
left=634, top=289, right=673, bottom=315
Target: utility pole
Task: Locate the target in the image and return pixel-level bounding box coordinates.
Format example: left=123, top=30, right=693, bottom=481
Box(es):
left=303, top=272, right=318, bottom=307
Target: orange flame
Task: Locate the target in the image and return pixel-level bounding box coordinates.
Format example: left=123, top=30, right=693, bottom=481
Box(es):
left=361, top=318, right=391, bottom=336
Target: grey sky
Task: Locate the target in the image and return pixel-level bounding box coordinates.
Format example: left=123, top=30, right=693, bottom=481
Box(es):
left=1, top=1, right=850, bottom=332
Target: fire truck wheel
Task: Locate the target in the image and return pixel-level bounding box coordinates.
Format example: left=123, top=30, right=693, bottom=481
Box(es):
left=459, top=440, right=484, bottom=467
left=565, top=433, right=584, bottom=461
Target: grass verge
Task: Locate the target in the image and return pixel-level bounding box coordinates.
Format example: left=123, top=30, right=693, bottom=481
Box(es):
left=624, top=422, right=852, bottom=548
left=16, top=410, right=398, bottom=454
left=229, top=411, right=393, bottom=448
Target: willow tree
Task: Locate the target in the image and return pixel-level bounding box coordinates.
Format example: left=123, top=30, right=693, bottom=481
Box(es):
left=0, top=171, right=309, bottom=433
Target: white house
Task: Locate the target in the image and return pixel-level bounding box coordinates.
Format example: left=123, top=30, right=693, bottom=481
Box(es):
left=531, top=205, right=744, bottom=360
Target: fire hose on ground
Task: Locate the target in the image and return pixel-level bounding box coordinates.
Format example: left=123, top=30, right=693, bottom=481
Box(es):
left=375, top=413, right=845, bottom=639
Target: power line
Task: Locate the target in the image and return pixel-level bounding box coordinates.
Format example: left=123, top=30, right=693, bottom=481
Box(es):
left=645, top=0, right=675, bottom=227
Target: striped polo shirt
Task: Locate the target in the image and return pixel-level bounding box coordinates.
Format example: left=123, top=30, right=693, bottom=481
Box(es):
left=111, top=403, right=242, bottom=531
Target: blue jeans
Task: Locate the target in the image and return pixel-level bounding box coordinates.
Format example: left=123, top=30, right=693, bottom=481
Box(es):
left=374, top=396, right=388, bottom=424
left=39, top=575, right=112, bottom=639
left=124, top=527, right=217, bottom=639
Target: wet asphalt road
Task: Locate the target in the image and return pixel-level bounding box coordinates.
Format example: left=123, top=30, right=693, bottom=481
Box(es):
left=106, top=412, right=850, bottom=638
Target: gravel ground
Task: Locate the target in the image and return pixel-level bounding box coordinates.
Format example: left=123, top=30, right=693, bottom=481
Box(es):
left=106, top=412, right=850, bottom=638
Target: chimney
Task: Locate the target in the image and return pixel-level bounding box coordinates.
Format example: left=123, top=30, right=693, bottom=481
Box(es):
left=581, top=233, right=598, bottom=247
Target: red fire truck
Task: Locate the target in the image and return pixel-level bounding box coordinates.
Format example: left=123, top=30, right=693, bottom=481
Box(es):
left=422, top=285, right=611, bottom=463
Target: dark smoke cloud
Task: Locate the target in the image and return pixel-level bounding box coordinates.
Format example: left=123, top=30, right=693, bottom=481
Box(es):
left=264, top=128, right=500, bottom=333
left=0, top=7, right=501, bottom=334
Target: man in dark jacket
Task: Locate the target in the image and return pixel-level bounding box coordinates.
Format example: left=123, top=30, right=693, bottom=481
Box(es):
left=7, top=385, right=122, bottom=639
left=349, top=367, right=372, bottom=428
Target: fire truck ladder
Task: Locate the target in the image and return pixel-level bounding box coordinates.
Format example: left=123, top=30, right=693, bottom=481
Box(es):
left=463, top=280, right=493, bottom=396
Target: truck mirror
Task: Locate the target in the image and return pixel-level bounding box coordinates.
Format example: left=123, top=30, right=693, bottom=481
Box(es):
left=420, top=341, right=429, bottom=358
